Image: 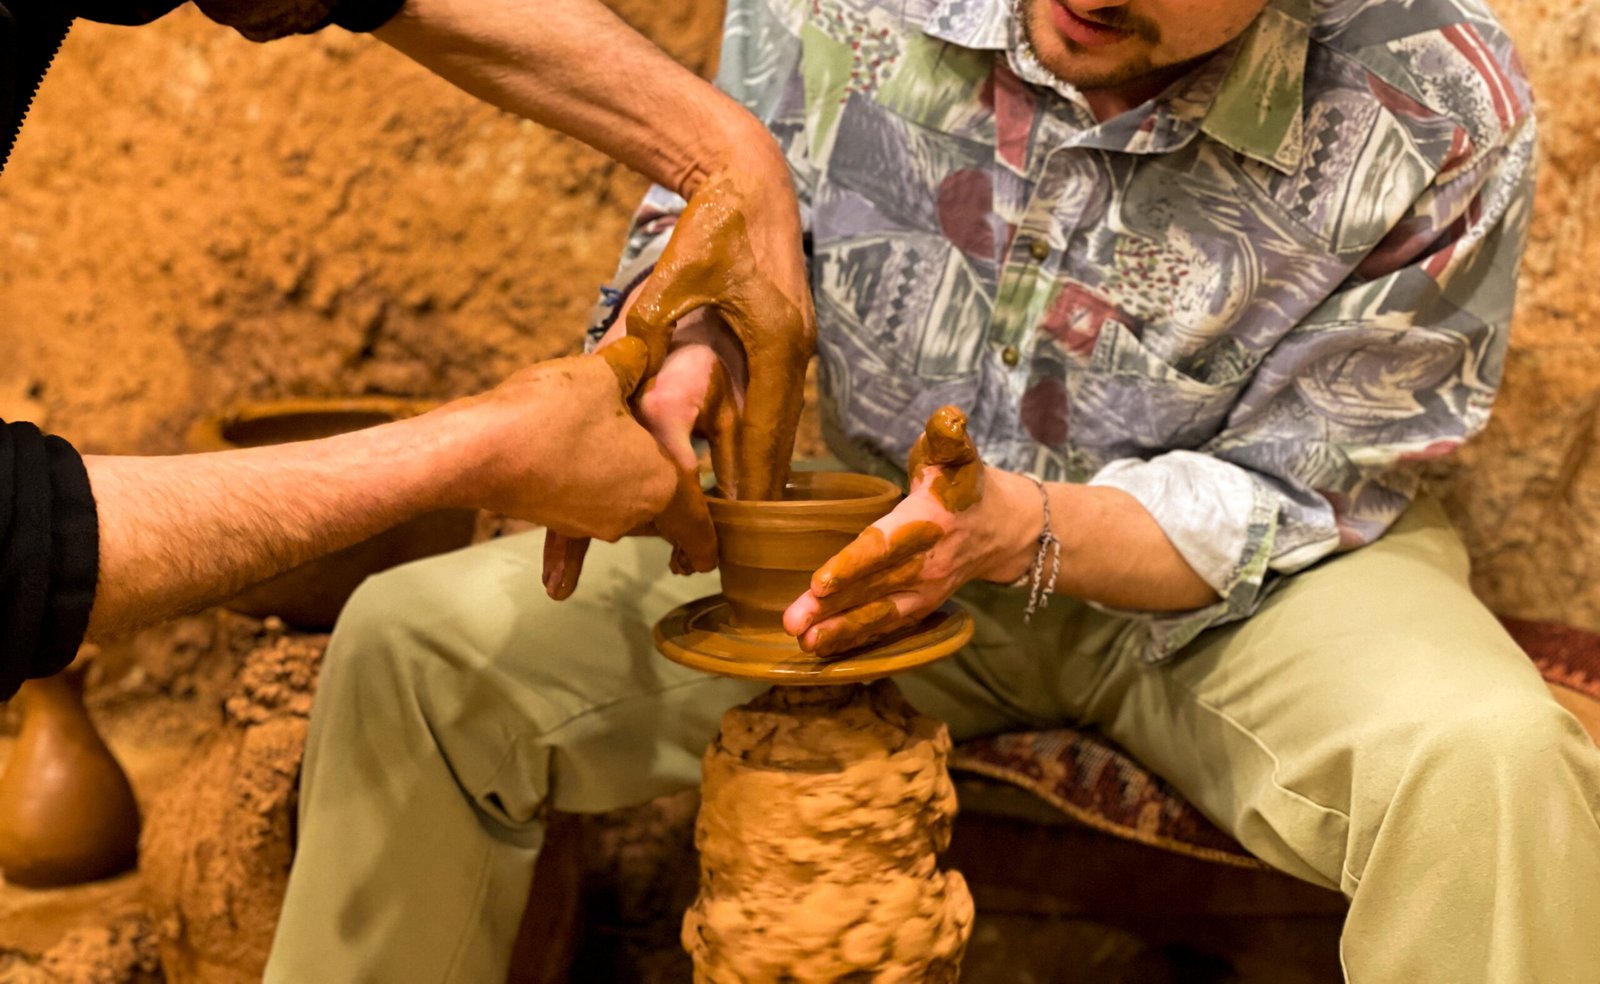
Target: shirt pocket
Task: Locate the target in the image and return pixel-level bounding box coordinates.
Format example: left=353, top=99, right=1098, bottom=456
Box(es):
left=1065, top=321, right=1246, bottom=459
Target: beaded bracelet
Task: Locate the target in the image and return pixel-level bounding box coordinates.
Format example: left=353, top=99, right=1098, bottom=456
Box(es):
left=1013, top=475, right=1061, bottom=623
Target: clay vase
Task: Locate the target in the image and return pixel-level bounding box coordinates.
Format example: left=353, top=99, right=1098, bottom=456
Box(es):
left=0, top=673, right=141, bottom=887
left=708, top=471, right=900, bottom=629
left=187, top=397, right=478, bottom=630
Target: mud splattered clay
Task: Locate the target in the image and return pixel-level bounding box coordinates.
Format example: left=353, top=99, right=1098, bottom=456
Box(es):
left=684, top=681, right=973, bottom=982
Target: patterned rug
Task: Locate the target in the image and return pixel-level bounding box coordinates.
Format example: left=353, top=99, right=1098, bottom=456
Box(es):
left=948, top=617, right=1600, bottom=870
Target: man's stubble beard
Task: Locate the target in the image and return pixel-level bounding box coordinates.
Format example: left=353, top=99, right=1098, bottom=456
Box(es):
left=1012, top=0, right=1163, bottom=91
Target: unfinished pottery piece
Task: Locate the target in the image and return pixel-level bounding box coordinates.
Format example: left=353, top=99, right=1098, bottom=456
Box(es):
left=654, top=471, right=973, bottom=683
left=0, top=673, right=140, bottom=887
left=187, top=397, right=478, bottom=630
left=708, top=471, right=901, bottom=629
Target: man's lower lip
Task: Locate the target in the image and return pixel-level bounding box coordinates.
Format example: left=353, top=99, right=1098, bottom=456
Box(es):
left=1047, top=1, right=1132, bottom=47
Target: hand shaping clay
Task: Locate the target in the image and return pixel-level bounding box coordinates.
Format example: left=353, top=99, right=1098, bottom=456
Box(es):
left=684, top=681, right=973, bottom=982
left=0, top=673, right=141, bottom=887
left=708, top=471, right=901, bottom=629
left=624, top=173, right=816, bottom=503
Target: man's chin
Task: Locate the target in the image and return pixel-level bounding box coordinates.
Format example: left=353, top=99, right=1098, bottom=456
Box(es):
left=1020, top=0, right=1157, bottom=91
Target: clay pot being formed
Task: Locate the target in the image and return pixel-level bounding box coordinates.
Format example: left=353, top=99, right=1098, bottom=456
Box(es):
left=0, top=673, right=140, bottom=887
left=707, top=471, right=901, bottom=629
left=657, top=471, right=974, bottom=682
left=186, top=398, right=478, bottom=631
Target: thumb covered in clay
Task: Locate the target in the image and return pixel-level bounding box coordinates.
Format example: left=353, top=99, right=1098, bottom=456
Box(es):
left=907, top=406, right=984, bottom=513
left=595, top=335, right=652, bottom=398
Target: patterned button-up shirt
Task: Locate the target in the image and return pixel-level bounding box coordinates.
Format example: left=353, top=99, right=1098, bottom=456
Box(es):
left=595, top=0, right=1536, bottom=661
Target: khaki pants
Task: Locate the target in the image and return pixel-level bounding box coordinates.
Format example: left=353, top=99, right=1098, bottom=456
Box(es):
left=265, top=497, right=1600, bottom=983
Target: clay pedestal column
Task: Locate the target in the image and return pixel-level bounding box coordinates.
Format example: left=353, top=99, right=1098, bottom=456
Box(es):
left=654, top=472, right=975, bottom=983
left=686, top=681, right=971, bottom=982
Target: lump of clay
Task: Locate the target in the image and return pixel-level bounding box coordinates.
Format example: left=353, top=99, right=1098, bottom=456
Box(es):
left=0, top=672, right=141, bottom=887
left=685, top=681, right=973, bottom=983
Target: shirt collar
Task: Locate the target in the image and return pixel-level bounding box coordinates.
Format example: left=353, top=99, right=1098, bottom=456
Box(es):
left=918, top=0, right=1310, bottom=173
left=1200, top=0, right=1311, bottom=173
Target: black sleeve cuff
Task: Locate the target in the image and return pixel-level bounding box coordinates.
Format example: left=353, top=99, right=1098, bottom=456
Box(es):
left=0, top=422, right=99, bottom=701
left=187, top=0, right=404, bottom=42
left=330, top=0, right=405, bottom=34
left=70, top=0, right=403, bottom=37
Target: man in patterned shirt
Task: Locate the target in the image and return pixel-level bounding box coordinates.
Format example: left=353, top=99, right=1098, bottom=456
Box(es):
left=273, top=0, right=1600, bottom=980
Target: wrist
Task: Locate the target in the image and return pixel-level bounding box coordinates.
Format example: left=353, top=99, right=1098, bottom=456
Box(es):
left=405, top=394, right=525, bottom=514
left=977, top=468, right=1046, bottom=584
left=678, top=111, right=789, bottom=199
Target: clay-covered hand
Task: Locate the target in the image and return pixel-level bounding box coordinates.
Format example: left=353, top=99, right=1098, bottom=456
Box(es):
left=473, top=338, right=710, bottom=553
left=782, top=406, right=1036, bottom=656
left=541, top=314, right=744, bottom=600
left=625, top=165, right=815, bottom=502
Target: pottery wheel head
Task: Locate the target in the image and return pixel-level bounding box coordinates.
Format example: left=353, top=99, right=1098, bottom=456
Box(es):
left=653, top=596, right=974, bottom=684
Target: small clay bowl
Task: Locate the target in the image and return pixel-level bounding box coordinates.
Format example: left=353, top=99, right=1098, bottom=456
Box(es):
left=707, top=471, right=901, bottom=629
left=186, top=397, right=478, bottom=631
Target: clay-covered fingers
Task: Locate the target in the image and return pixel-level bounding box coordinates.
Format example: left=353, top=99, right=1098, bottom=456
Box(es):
left=649, top=463, right=718, bottom=575
left=813, top=522, right=943, bottom=599
left=800, top=593, right=928, bottom=657
left=625, top=174, right=815, bottom=502
left=623, top=187, right=743, bottom=375
left=538, top=338, right=673, bottom=601
left=719, top=324, right=809, bottom=501
left=782, top=520, right=943, bottom=637
left=801, top=552, right=927, bottom=619
left=595, top=335, right=652, bottom=399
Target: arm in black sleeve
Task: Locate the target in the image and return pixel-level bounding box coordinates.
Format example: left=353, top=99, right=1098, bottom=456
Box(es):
left=0, top=422, right=98, bottom=701
left=70, top=0, right=405, bottom=40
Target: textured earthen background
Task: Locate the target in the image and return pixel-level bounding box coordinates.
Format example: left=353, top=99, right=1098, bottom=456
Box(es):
left=0, top=0, right=1594, bottom=628
left=0, top=1, right=1594, bottom=982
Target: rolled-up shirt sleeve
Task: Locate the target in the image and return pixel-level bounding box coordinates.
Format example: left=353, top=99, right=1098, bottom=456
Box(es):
left=1087, top=112, right=1537, bottom=663
left=0, top=422, right=98, bottom=699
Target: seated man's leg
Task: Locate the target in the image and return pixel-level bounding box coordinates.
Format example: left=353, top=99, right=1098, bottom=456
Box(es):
left=264, top=534, right=765, bottom=984
left=1073, top=497, right=1600, bottom=983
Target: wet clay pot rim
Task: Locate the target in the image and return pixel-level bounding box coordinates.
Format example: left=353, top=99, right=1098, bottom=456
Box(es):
left=186, top=396, right=440, bottom=453
left=706, top=471, right=901, bottom=529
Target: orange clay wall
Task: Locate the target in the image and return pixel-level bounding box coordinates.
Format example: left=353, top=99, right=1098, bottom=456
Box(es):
left=0, top=0, right=1596, bottom=629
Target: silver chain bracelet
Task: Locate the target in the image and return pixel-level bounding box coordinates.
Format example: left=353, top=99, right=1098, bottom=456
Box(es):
left=1013, top=475, right=1061, bottom=623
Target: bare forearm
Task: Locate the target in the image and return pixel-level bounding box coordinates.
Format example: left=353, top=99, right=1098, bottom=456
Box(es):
left=376, top=0, right=780, bottom=196
left=989, top=472, right=1218, bottom=612
left=83, top=405, right=486, bottom=639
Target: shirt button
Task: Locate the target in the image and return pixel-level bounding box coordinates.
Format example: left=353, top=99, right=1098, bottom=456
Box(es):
left=1028, top=238, right=1050, bottom=261
left=1001, top=345, right=1021, bottom=367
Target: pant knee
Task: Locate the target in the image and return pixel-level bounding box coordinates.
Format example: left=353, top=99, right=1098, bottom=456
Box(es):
left=1389, top=695, right=1598, bottom=829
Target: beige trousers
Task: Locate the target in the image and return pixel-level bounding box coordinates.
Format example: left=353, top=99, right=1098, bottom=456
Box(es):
left=265, top=496, right=1600, bottom=983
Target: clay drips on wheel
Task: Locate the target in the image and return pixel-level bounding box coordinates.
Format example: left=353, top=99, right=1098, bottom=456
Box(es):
left=0, top=673, right=141, bottom=887
left=685, top=681, right=973, bottom=982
